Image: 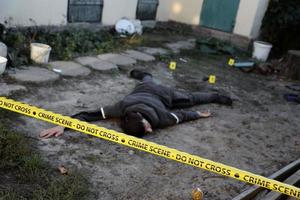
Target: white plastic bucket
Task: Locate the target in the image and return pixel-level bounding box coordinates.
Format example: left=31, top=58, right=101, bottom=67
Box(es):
left=0, top=56, right=7, bottom=75
left=252, top=41, right=272, bottom=62
left=30, top=43, right=51, bottom=64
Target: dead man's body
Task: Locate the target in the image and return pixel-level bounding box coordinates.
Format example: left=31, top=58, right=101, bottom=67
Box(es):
left=40, top=70, right=232, bottom=139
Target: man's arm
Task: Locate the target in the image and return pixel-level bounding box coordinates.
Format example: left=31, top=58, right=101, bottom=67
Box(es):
left=170, top=110, right=211, bottom=124
left=39, top=103, right=122, bottom=139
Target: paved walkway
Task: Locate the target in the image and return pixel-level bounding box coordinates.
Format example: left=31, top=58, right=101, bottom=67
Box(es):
left=2, top=39, right=195, bottom=96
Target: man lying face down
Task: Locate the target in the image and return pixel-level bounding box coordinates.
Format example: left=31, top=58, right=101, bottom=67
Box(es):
left=40, top=69, right=232, bottom=138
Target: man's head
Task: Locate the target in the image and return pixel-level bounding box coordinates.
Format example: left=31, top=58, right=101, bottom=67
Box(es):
left=121, top=112, right=152, bottom=137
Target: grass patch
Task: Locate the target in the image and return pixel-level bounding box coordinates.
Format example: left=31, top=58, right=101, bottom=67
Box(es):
left=31, top=173, right=89, bottom=200
left=84, top=154, right=99, bottom=164
left=0, top=110, right=91, bottom=199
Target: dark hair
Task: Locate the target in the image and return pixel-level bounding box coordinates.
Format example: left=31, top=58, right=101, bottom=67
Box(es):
left=121, top=112, right=145, bottom=137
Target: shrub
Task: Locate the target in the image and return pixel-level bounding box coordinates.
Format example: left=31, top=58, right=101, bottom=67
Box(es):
left=260, top=0, right=300, bottom=57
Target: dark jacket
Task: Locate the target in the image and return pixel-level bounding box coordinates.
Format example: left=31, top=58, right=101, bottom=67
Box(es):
left=72, top=80, right=200, bottom=130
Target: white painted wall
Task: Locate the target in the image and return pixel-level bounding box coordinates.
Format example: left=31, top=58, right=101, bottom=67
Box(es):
left=0, top=0, right=269, bottom=38
left=169, top=0, right=204, bottom=25
left=156, top=0, right=269, bottom=39
left=157, top=0, right=172, bottom=21
left=233, top=0, right=270, bottom=38
left=250, top=0, right=270, bottom=38
left=157, top=0, right=203, bottom=25
left=0, top=0, right=68, bottom=26
left=233, top=0, right=258, bottom=37
left=102, top=0, right=138, bottom=25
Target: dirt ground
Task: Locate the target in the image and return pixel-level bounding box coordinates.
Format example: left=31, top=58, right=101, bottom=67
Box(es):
left=5, top=41, right=300, bottom=199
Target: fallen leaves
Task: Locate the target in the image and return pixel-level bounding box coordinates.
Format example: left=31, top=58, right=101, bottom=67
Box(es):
left=58, top=165, right=68, bottom=175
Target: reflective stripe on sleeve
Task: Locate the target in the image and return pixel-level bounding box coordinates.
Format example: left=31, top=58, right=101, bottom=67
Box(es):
left=100, top=107, right=106, bottom=119
left=171, top=113, right=179, bottom=124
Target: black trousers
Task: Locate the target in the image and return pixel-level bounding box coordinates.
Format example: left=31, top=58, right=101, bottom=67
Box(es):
left=142, top=75, right=218, bottom=109
left=171, top=90, right=218, bottom=108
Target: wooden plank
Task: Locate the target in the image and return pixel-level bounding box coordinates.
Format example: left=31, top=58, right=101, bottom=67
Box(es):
left=233, top=159, right=300, bottom=200
left=261, top=169, right=300, bottom=200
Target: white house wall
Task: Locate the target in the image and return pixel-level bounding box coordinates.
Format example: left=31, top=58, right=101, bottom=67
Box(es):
left=233, top=0, right=259, bottom=37
left=0, top=0, right=68, bottom=26
left=0, top=0, right=269, bottom=39
left=102, top=0, right=138, bottom=25
left=166, top=0, right=204, bottom=25
left=250, top=0, right=270, bottom=38
left=230, top=0, right=269, bottom=38
left=156, top=0, right=269, bottom=39
left=156, top=0, right=172, bottom=21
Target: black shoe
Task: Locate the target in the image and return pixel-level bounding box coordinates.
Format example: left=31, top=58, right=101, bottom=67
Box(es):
left=130, top=69, right=152, bottom=80
left=215, top=94, right=233, bottom=106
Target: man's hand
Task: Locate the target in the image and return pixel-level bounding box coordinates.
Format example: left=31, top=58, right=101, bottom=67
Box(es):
left=39, top=126, right=65, bottom=139
left=197, top=111, right=212, bottom=118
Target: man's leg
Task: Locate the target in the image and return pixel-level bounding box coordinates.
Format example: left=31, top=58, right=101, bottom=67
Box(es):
left=192, top=92, right=232, bottom=106
left=192, top=92, right=218, bottom=104
left=171, top=90, right=196, bottom=108
left=172, top=90, right=232, bottom=108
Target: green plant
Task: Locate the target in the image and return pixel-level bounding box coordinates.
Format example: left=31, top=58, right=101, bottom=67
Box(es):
left=0, top=124, right=31, bottom=170
left=0, top=24, right=142, bottom=67
left=144, top=21, right=193, bottom=35
left=32, top=173, right=90, bottom=200
left=0, top=189, right=27, bottom=200
left=19, top=154, right=47, bottom=182
left=195, top=38, right=249, bottom=56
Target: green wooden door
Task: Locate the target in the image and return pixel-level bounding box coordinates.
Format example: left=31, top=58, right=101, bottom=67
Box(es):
left=200, top=0, right=240, bottom=32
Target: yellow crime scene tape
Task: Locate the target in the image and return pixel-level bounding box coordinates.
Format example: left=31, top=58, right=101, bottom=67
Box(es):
left=0, top=96, right=299, bottom=198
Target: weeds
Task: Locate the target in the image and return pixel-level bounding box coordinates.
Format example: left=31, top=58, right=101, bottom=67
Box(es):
left=144, top=21, right=193, bottom=35
left=0, top=189, right=27, bottom=200
left=0, top=124, right=31, bottom=170
left=0, top=110, right=91, bottom=199
left=195, top=38, right=250, bottom=56
left=0, top=25, right=144, bottom=67
left=31, top=173, right=90, bottom=200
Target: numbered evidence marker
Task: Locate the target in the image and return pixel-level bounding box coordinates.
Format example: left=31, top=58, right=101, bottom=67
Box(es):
left=208, top=75, right=216, bottom=84
left=169, top=61, right=177, bottom=70
left=228, top=58, right=235, bottom=66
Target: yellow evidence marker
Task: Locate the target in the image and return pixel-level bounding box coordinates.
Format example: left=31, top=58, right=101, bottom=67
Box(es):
left=208, top=75, right=216, bottom=84
left=228, top=58, right=235, bottom=66
left=169, top=61, right=177, bottom=70
left=192, top=188, right=204, bottom=200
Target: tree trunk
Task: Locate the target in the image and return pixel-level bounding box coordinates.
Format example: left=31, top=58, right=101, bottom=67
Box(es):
left=284, top=50, right=300, bottom=80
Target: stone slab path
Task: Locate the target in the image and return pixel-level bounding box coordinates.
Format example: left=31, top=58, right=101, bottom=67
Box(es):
left=165, top=39, right=196, bottom=53
left=138, top=47, right=169, bottom=55
left=122, top=50, right=155, bottom=62
left=97, top=53, right=137, bottom=66
left=0, top=83, right=27, bottom=96
left=49, top=61, right=91, bottom=77
left=75, top=56, right=118, bottom=71
left=9, top=66, right=59, bottom=83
